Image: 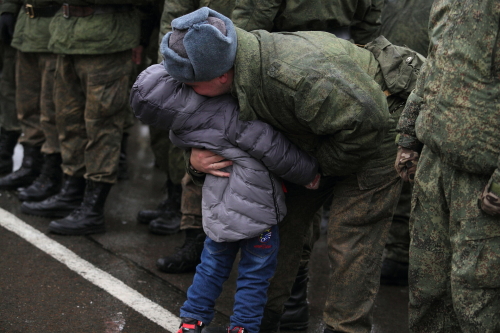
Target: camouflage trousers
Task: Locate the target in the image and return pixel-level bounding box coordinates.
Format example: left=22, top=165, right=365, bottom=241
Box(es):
left=180, top=173, right=202, bottom=230
left=0, top=42, right=19, bottom=131
left=149, top=126, right=185, bottom=185
left=409, top=146, right=500, bottom=333
left=54, top=51, right=133, bottom=183
left=265, top=164, right=402, bottom=333
left=385, top=181, right=412, bottom=263
left=16, top=51, right=59, bottom=154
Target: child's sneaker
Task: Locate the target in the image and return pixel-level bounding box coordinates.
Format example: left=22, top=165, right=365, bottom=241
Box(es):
left=178, top=318, right=204, bottom=333
left=228, top=327, right=247, bottom=333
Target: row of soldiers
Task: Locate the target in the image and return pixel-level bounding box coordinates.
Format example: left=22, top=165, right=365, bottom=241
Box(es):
left=0, top=0, right=425, bottom=332
left=2, top=0, right=499, bottom=333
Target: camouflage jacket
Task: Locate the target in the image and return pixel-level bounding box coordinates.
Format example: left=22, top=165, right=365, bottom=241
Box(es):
left=397, top=0, right=500, bottom=184
left=157, top=0, right=235, bottom=62
left=233, top=28, right=392, bottom=176
left=1, top=0, right=58, bottom=52
left=232, top=0, right=383, bottom=44
left=379, top=0, right=433, bottom=57
left=47, top=0, right=150, bottom=55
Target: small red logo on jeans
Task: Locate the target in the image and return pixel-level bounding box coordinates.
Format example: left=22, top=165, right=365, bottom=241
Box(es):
left=254, top=244, right=272, bottom=249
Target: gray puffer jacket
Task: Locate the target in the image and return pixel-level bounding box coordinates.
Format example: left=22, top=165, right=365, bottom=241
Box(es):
left=131, top=64, right=318, bottom=242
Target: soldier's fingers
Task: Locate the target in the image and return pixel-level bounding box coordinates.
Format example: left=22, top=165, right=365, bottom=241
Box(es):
left=208, top=169, right=231, bottom=178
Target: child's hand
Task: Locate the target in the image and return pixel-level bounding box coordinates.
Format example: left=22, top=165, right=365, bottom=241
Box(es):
left=305, top=173, right=321, bottom=190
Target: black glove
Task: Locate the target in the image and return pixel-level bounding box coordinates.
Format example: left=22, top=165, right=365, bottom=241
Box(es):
left=0, top=13, right=16, bottom=45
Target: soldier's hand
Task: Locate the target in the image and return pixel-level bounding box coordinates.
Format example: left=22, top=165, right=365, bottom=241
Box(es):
left=395, top=146, right=419, bottom=182
left=190, top=147, right=232, bottom=178
left=0, top=13, right=16, bottom=45
left=479, top=180, right=500, bottom=216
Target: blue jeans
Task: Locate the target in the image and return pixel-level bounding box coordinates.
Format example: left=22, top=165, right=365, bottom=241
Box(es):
left=180, top=225, right=279, bottom=333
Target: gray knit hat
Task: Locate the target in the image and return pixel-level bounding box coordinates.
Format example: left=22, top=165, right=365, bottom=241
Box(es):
left=160, top=7, right=237, bottom=83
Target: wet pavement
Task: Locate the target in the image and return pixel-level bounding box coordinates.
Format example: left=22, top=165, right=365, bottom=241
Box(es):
left=0, top=121, right=409, bottom=333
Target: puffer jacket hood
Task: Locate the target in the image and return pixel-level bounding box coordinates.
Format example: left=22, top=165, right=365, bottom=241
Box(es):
left=131, top=64, right=318, bottom=242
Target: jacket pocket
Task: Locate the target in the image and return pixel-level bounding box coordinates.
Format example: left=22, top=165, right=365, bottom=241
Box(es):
left=365, top=35, right=426, bottom=99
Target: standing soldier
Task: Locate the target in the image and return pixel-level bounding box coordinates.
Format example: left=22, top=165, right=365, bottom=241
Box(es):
left=378, top=0, right=434, bottom=286
left=21, top=0, right=149, bottom=235
left=0, top=0, right=21, bottom=176
left=0, top=0, right=62, bottom=202
left=395, top=0, right=500, bottom=331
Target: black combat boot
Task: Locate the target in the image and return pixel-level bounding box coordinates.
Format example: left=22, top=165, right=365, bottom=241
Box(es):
left=228, top=327, right=247, bottom=333
left=259, top=308, right=282, bottom=333
left=117, top=132, right=129, bottom=180
left=279, top=266, right=310, bottom=331
left=156, top=228, right=205, bottom=273
left=380, top=258, right=409, bottom=286
left=0, top=144, right=43, bottom=190
left=48, top=180, right=112, bottom=235
left=149, top=182, right=182, bottom=234
left=177, top=318, right=205, bottom=333
left=18, top=153, right=63, bottom=201
left=0, top=128, right=20, bottom=175
left=20, top=175, right=86, bottom=218
left=137, top=180, right=182, bottom=225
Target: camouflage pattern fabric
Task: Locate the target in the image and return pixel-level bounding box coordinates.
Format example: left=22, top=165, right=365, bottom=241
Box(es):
left=16, top=51, right=59, bottom=154
left=397, top=1, right=500, bottom=331
left=409, top=147, right=500, bottom=332
left=48, top=0, right=147, bottom=55
left=230, top=28, right=407, bottom=332
left=5, top=0, right=58, bottom=53
left=149, top=126, right=185, bottom=185
left=0, top=41, right=19, bottom=131
left=232, top=0, right=383, bottom=44
left=379, top=0, right=433, bottom=57
left=54, top=50, right=133, bottom=183
left=180, top=173, right=202, bottom=230
left=264, top=166, right=402, bottom=333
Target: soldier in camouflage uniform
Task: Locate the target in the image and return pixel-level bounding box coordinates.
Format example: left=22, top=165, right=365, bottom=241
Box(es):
left=21, top=0, right=149, bottom=235
left=161, top=8, right=427, bottom=333
left=151, top=0, right=235, bottom=275
left=0, top=0, right=63, bottom=203
left=378, top=0, right=434, bottom=286
left=0, top=1, right=21, bottom=175
left=231, top=0, right=383, bottom=329
left=395, top=0, right=500, bottom=331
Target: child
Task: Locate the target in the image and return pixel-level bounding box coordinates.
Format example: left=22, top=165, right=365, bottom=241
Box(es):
left=130, top=64, right=320, bottom=333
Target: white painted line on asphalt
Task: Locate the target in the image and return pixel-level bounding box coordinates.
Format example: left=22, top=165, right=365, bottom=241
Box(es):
left=0, top=208, right=180, bottom=332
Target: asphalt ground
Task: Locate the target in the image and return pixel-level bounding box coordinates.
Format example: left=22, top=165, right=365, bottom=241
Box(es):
left=0, top=121, right=409, bottom=333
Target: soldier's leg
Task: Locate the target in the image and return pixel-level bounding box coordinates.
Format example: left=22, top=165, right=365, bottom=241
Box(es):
left=381, top=181, right=411, bottom=285
left=148, top=137, right=185, bottom=235
left=18, top=52, right=62, bottom=202
left=156, top=172, right=205, bottom=274
left=261, top=177, right=338, bottom=332
left=0, top=51, right=45, bottom=190
left=0, top=42, right=20, bottom=175
left=279, top=209, right=322, bottom=331
left=409, top=147, right=499, bottom=332
left=324, top=165, right=401, bottom=333
left=48, top=51, right=133, bottom=235
left=20, top=54, right=86, bottom=218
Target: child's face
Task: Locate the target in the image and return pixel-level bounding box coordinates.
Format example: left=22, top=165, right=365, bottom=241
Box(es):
left=184, top=69, right=234, bottom=97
